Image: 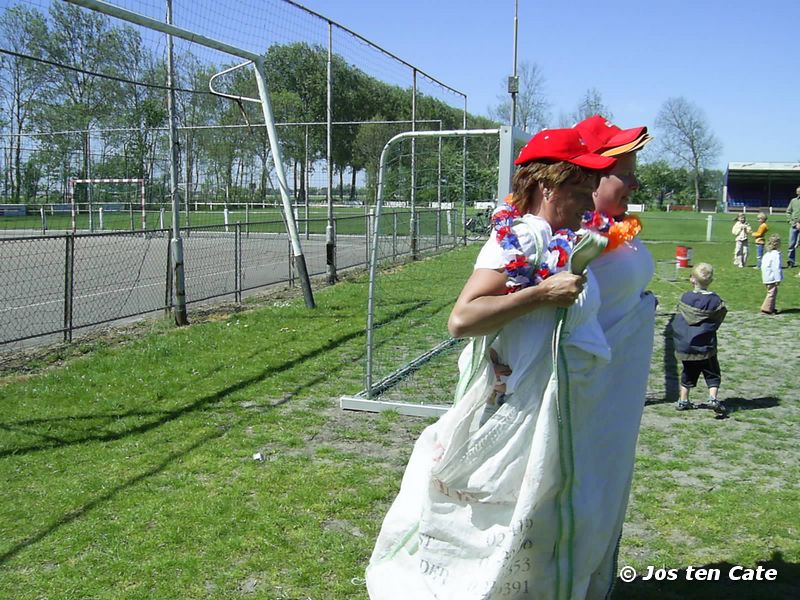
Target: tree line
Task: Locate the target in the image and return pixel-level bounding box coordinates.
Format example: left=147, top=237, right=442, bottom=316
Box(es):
left=0, top=2, right=499, bottom=207
left=491, top=61, right=724, bottom=210
left=1, top=3, right=722, bottom=210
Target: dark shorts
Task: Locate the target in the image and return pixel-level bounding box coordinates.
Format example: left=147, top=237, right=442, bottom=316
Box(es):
left=681, top=356, right=722, bottom=389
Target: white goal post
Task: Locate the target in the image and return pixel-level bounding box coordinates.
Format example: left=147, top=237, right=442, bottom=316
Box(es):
left=67, top=177, right=146, bottom=232
left=341, top=127, right=501, bottom=417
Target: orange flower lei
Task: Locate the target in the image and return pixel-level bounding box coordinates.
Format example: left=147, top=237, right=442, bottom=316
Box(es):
left=604, top=214, right=642, bottom=252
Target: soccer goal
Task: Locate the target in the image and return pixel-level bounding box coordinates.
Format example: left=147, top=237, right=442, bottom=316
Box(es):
left=340, top=125, right=530, bottom=417
left=68, top=178, right=147, bottom=232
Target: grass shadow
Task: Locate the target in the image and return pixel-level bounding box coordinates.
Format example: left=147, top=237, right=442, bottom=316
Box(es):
left=612, top=550, right=799, bottom=599
left=662, top=313, right=680, bottom=403
left=720, top=396, right=781, bottom=413
left=0, top=301, right=428, bottom=458
left=0, top=424, right=233, bottom=565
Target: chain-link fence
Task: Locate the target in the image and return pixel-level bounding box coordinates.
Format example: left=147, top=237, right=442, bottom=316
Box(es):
left=0, top=207, right=458, bottom=351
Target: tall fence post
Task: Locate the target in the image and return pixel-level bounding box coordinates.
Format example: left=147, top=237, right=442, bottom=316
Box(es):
left=40, top=207, right=47, bottom=235
left=706, top=214, right=714, bottom=242
left=366, top=210, right=372, bottom=266
left=392, top=211, right=397, bottom=260
left=63, top=233, right=75, bottom=342
left=326, top=21, right=337, bottom=285
left=288, top=238, right=294, bottom=287
left=436, top=208, right=441, bottom=249
left=234, top=222, right=241, bottom=303
left=164, top=234, right=173, bottom=316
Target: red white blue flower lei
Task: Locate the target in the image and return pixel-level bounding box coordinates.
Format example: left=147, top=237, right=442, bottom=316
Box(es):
left=491, top=202, right=577, bottom=293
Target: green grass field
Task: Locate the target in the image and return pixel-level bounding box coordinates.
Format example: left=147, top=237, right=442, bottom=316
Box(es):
left=0, top=206, right=462, bottom=237
left=1, top=219, right=798, bottom=598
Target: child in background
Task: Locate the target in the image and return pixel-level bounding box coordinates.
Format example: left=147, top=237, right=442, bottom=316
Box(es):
left=731, top=213, right=751, bottom=268
left=751, top=212, right=769, bottom=268
left=673, top=262, right=727, bottom=414
left=760, top=234, right=783, bottom=315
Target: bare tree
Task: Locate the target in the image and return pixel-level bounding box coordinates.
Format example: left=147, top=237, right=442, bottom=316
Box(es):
left=558, top=87, right=613, bottom=127
left=490, top=60, right=550, bottom=133
left=655, top=97, right=721, bottom=210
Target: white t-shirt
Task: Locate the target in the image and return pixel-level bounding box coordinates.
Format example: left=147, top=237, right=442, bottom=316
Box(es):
left=472, top=214, right=609, bottom=394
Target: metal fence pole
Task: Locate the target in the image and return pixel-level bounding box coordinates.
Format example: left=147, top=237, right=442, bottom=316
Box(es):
left=436, top=208, right=441, bottom=249
left=326, top=21, right=336, bottom=284
left=40, top=207, right=46, bottom=235
left=235, top=222, right=241, bottom=303
left=366, top=211, right=373, bottom=266
left=167, top=0, right=188, bottom=326
left=63, top=233, right=74, bottom=342
left=410, top=68, right=418, bottom=260
left=288, top=238, right=294, bottom=287
left=164, top=234, right=173, bottom=315
left=392, top=211, right=397, bottom=260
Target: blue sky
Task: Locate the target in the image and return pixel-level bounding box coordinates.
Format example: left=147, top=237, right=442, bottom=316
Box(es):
left=296, top=0, right=800, bottom=171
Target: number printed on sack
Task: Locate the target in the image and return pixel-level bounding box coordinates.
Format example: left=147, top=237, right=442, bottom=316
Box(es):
left=419, top=558, right=449, bottom=583
left=485, top=531, right=506, bottom=547
left=511, top=518, right=533, bottom=535
left=501, top=580, right=529, bottom=595
left=506, top=557, right=531, bottom=575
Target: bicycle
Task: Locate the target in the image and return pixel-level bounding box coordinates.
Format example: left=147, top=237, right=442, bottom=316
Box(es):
left=465, top=207, right=494, bottom=241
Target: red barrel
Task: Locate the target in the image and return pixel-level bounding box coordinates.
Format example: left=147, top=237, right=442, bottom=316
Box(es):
left=676, top=245, right=692, bottom=268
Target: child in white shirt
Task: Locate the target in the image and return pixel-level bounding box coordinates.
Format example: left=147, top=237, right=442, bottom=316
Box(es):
left=760, top=234, right=783, bottom=315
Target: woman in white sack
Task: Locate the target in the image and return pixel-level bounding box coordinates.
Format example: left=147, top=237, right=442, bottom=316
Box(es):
left=366, top=127, right=639, bottom=599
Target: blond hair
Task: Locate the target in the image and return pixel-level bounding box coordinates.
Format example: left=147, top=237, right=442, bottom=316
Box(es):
left=757, top=212, right=767, bottom=221
left=511, top=161, right=597, bottom=215
left=691, top=262, right=714, bottom=288
left=767, top=234, right=780, bottom=251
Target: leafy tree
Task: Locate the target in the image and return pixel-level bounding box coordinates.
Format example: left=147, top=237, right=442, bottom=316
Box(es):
left=0, top=5, right=49, bottom=201
left=655, top=96, right=721, bottom=210
left=35, top=3, right=138, bottom=201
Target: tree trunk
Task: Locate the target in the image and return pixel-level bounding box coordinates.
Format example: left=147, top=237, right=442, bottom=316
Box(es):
left=350, top=168, right=357, bottom=202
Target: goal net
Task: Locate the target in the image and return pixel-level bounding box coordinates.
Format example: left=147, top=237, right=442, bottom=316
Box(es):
left=341, top=125, right=531, bottom=416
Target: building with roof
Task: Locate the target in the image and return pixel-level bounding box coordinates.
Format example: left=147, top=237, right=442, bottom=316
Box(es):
left=724, top=162, right=800, bottom=212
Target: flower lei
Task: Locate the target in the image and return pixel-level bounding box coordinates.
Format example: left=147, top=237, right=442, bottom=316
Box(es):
left=491, top=202, right=577, bottom=293
left=580, top=211, right=642, bottom=252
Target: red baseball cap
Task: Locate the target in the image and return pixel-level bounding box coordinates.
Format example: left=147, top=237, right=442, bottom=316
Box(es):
left=514, top=128, right=616, bottom=170
left=574, top=115, right=652, bottom=157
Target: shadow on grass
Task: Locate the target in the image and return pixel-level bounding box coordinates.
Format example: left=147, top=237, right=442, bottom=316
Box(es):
left=0, top=301, right=429, bottom=458
left=0, top=424, right=236, bottom=565
left=0, top=300, right=439, bottom=564
left=612, top=550, right=799, bottom=599
left=720, top=396, right=781, bottom=413
left=662, top=313, right=680, bottom=403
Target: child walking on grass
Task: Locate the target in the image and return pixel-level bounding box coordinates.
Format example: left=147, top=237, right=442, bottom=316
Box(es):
left=673, top=262, right=727, bottom=414
left=760, top=234, right=783, bottom=315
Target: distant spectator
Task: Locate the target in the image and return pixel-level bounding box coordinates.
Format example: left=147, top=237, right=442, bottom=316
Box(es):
left=760, top=234, right=783, bottom=315
left=787, top=186, right=800, bottom=267
left=731, top=213, right=751, bottom=268
left=673, top=262, right=727, bottom=414
left=751, top=212, right=769, bottom=268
